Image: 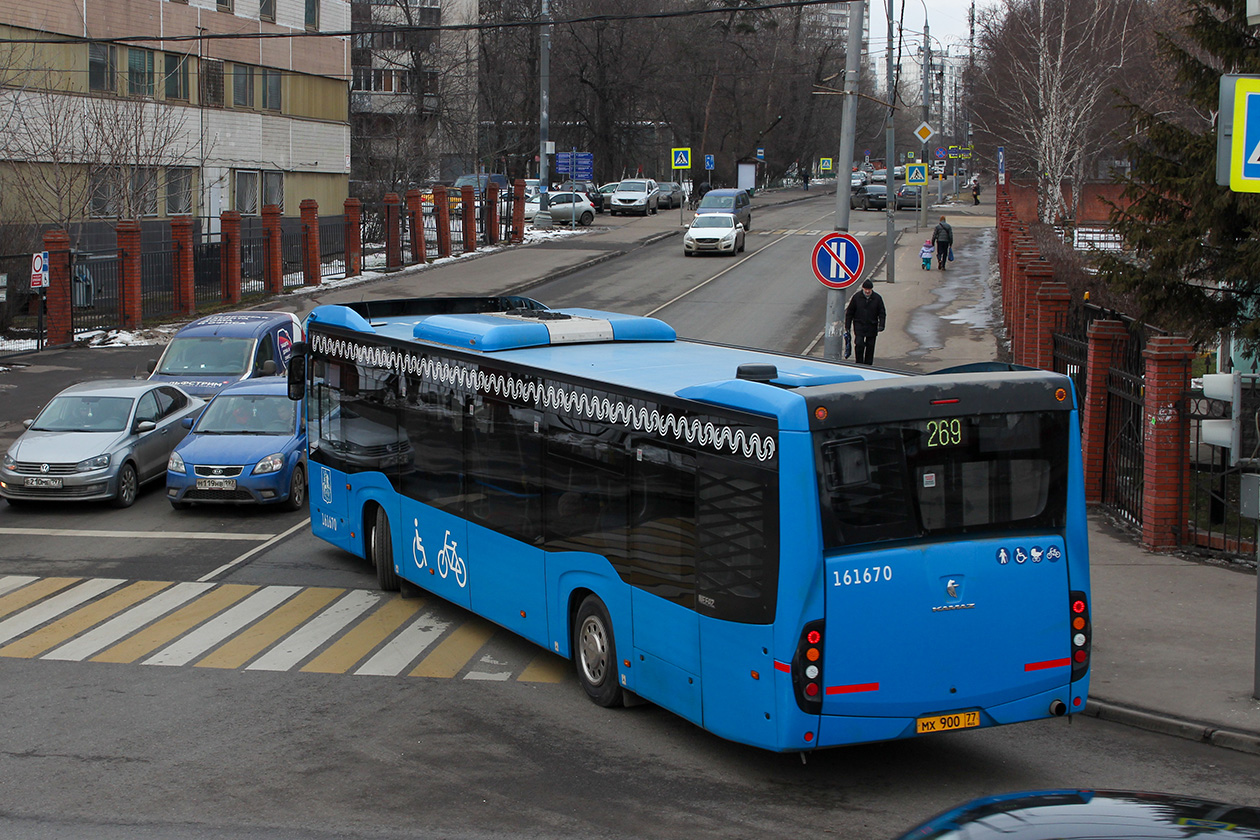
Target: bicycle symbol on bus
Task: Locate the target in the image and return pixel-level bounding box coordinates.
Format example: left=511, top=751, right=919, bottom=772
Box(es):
left=411, top=519, right=466, bottom=588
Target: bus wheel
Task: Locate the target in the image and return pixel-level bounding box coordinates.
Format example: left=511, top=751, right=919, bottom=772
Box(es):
left=371, top=506, right=400, bottom=592
left=574, top=595, right=623, bottom=708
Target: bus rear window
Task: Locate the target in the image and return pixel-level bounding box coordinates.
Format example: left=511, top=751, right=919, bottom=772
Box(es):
left=816, top=412, right=1069, bottom=548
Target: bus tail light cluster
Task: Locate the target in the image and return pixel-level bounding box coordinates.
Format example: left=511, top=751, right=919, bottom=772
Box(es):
left=792, top=620, right=825, bottom=713
left=1069, top=590, right=1091, bottom=681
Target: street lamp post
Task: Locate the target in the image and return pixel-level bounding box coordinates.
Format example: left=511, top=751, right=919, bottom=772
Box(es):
left=884, top=0, right=895, bottom=285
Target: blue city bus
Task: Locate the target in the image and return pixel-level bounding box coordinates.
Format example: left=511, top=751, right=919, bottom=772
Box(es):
left=288, top=295, right=1091, bottom=752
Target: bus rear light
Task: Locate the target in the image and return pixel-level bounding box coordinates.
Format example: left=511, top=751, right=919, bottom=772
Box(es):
left=792, top=620, right=825, bottom=713
left=1069, top=591, right=1091, bottom=681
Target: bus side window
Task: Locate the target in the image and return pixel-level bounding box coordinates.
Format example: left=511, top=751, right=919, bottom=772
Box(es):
left=695, top=454, right=778, bottom=624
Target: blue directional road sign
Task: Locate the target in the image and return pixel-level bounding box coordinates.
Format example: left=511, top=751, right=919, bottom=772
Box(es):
left=812, top=233, right=865, bottom=290
left=756, top=147, right=765, bottom=161
left=1231, top=78, right=1260, bottom=192
left=555, top=151, right=594, bottom=180
left=705, top=154, right=715, bottom=170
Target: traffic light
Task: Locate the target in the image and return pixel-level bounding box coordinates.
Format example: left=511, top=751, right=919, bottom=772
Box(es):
left=1202, top=371, right=1243, bottom=466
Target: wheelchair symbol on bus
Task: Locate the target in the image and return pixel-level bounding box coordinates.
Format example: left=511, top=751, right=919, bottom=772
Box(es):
left=412, top=519, right=428, bottom=570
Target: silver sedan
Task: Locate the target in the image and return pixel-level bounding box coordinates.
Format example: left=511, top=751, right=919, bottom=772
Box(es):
left=1, top=380, right=203, bottom=508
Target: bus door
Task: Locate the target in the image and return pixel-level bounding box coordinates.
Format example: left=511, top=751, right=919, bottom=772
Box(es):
left=464, top=397, right=547, bottom=646
left=815, top=412, right=1073, bottom=722
left=307, top=357, right=353, bottom=554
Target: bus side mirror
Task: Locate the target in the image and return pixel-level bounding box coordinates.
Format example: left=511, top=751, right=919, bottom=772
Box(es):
left=287, top=342, right=308, bottom=401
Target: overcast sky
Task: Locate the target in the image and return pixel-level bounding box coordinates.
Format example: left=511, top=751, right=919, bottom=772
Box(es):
left=867, top=0, right=987, bottom=55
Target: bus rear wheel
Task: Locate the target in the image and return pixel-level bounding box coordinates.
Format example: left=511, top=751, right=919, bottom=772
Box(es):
left=371, top=506, right=400, bottom=592
left=574, top=595, right=623, bottom=708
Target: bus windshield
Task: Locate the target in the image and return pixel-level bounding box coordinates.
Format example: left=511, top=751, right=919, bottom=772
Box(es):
left=816, top=411, right=1069, bottom=548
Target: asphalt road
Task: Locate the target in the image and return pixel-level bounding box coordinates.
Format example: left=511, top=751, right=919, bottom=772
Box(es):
left=0, top=199, right=1256, bottom=839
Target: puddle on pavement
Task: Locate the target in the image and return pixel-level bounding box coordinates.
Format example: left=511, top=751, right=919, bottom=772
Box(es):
left=906, top=227, right=998, bottom=357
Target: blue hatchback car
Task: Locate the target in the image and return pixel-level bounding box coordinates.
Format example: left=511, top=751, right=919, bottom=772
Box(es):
left=165, top=378, right=306, bottom=511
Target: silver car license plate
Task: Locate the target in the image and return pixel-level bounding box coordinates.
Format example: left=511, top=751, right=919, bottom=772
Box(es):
left=24, top=476, right=63, bottom=488
left=196, top=478, right=237, bottom=490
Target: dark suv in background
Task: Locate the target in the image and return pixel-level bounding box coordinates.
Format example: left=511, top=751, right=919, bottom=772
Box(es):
left=558, top=180, right=604, bottom=213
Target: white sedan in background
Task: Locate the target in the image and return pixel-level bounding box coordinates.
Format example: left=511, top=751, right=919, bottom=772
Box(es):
left=523, top=191, right=597, bottom=226
left=683, top=214, right=746, bottom=256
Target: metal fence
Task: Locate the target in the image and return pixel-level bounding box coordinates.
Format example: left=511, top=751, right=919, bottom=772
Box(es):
left=1183, top=381, right=1260, bottom=558
left=0, top=253, right=39, bottom=355
left=141, top=247, right=178, bottom=320
left=193, top=237, right=222, bottom=310
left=70, top=253, right=122, bottom=336
left=319, top=220, right=346, bottom=279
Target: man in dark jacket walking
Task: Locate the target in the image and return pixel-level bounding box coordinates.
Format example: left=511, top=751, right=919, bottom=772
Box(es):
left=931, top=215, right=954, bottom=270
left=844, top=279, right=886, bottom=365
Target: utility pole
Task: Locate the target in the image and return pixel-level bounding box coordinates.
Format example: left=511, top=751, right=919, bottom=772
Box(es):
left=536, top=0, right=553, bottom=228
left=920, top=17, right=931, bottom=229
left=825, top=0, right=865, bottom=360
left=884, top=0, right=895, bottom=285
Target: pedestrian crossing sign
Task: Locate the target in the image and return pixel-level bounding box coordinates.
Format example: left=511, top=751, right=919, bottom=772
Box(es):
left=672, top=148, right=691, bottom=169
left=820, top=157, right=833, bottom=171
left=906, top=163, right=928, bottom=185
left=1231, top=78, right=1260, bottom=192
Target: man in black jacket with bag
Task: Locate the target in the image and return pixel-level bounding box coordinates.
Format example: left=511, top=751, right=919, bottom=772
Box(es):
left=931, top=215, right=954, bottom=270
left=844, top=279, right=886, bottom=366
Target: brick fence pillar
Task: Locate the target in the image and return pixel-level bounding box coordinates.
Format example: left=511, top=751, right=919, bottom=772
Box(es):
left=461, top=185, right=477, bottom=253
left=171, top=215, right=195, bottom=316
left=220, top=210, right=242, bottom=304
left=384, top=192, right=402, bottom=269
left=262, top=204, right=283, bottom=295
left=43, top=229, right=72, bottom=346
left=434, top=186, right=452, bottom=259
left=1081, top=320, right=1128, bottom=504
left=1033, top=281, right=1071, bottom=372
left=511, top=179, right=526, bottom=243
left=344, top=197, right=362, bottom=277
left=1019, top=260, right=1054, bottom=366
left=116, top=220, right=142, bottom=329
left=405, top=189, right=423, bottom=263
left=485, top=184, right=500, bottom=246
left=300, top=199, right=320, bottom=286
left=1141, top=335, right=1196, bottom=550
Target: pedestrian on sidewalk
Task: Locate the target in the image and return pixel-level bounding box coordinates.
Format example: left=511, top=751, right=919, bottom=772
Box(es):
left=971, top=181, right=980, bottom=205
left=844, top=279, right=886, bottom=366
left=919, top=240, right=934, bottom=270
left=931, top=215, right=954, bottom=270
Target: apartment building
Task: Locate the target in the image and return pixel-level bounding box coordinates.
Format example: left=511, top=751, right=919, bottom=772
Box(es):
left=0, top=0, right=350, bottom=248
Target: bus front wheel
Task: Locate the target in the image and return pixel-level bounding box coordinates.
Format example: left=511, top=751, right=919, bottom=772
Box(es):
left=574, top=595, right=623, bottom=708
left=371, top=507, right=400, bottom=592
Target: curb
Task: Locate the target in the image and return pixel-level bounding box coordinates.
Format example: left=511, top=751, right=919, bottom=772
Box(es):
left=1083, top=698, right=1260, bottom=756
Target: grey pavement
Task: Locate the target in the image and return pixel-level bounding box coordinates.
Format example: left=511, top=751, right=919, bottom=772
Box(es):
left=3, top=183, right=1260, bottom=755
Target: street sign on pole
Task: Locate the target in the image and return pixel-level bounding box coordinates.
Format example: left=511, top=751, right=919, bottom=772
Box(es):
left=934, top=147, right=947, bottom=159
left=704, top=154, right=715, bottom=170
left=30, top=251, right=49, bottom=290
left=812, top=233, right=865, bottom=290
left=756, top=147, right=765, bottom=161
left=914, top=122, right=935, bottom=145
left=1231, top=78, right=1260, bottom=193
left=998, top=146, right=1006, bottom=185
left=819, top=157, right=833, bottom=172
left=906, top=164, right=928, bottom=185
left=671, top=148, right=691, bottom=169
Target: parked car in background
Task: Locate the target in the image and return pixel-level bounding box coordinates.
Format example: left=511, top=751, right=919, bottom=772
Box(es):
left=558, top=179, right=603, bottom=213
left=870, top=169, right=887, bottom=183
left=893, top=184, right=922, bottom=209
left=147, top=311, right=303, bottom=400
left=850, top=184, right=887, bottom=210
left=657, top=182, right=685, bottom=209
left=523, top=191, right=596, bottom=225
left=682, top=214, right=745, bottom=257
left=1, top=380, right=203, bottom=508
left=850, top=172, right=867, bottom=189
left=523, top=178, right=542, bottom=197
left=694, top=188, right=752, bottom=230
left=451, top=173, right=510, bottom=196
left=598, top=182, right=620, bottom=207
left=608, top=179, right=659, bottom=215
left=166, top=377, right=306, bottom=511
left=892, top=165, right=905, bottom=180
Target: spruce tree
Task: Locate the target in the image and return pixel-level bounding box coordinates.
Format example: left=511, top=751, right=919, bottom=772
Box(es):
left=1098, top=0, right=1260, bottom=350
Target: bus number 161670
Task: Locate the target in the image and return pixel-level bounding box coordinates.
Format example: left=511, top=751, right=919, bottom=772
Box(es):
left=833, top=566, right=893, bottom=587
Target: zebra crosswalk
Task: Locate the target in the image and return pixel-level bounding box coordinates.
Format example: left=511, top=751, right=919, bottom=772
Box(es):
left=0, top=575, right=570, bottom=683
left=752, top=229, right=886, bottom=237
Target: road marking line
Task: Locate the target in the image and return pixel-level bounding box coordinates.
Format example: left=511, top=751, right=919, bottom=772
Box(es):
left=246, top=590, right=379, bottom=672
left=195, top=587, right=345, bottom=670
left=42, top=581, right=213, bottom=661
left=0, top=527, right=274, bottom=541
left=0, top=577, right=79, bottom=620
left=90, top=584, right=257, bottom=664
left=144, top=585, right=301, bottom=667
left=409, top=620, right=495, bottom=679
left=0, top=578, right=124, bottom=646
left=302, top=596, right=423, bottom=674
left=0, top=581, right=172, bottom=659
left=0, top=576, right=38, bottom=597
left=198, top=519, right=310, bottom=582
left=354, top=606, right=451, bottom=676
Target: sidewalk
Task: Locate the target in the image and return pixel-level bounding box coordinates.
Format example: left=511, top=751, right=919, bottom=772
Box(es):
left=6, top=184, right=1260, bottom=754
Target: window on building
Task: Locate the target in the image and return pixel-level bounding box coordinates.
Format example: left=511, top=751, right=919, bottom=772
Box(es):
left=90, top=171, right=118, bottom=218
left=200, top=58, right=224, bottom=106
left=262, top=68, right=282, bottom=110
left=235, top=170, right=259, bottom=215
left=128, top=48, right=155, bottom=98
left=259, top=0, right=276, bottom=21
left=89, top=44, right=116, bottom=93
left=305, top=0, right=319, bottom=30
left=233, top=64, right=254, bottom=108
left=165, top=53, right=189, bottom=101
left=132, top=168, right=159, bottom=216
left=217, top=0, right=233, bottom=12
left=166, top=168, right=193, bottom=216
left=263, top=171, right=284, bottom=211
